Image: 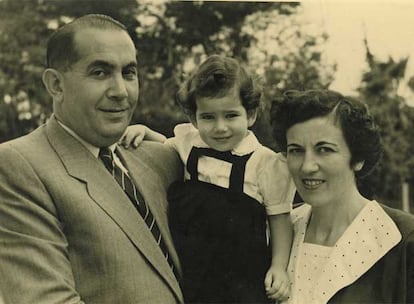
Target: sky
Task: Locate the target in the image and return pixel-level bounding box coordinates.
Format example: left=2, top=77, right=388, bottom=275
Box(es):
left=301, top=0, right=414, bottom=105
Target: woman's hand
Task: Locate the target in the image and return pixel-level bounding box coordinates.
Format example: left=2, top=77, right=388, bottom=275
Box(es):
left=264, top=264, right=291, bottom=301
left=120, top=124, right=167, bottom=148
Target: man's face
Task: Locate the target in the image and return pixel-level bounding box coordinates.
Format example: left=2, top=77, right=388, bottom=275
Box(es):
left=57, top=28, right=139, bottom=147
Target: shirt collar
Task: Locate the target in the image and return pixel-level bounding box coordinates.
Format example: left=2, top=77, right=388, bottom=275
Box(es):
left=56, top=119, right=117, bottom=158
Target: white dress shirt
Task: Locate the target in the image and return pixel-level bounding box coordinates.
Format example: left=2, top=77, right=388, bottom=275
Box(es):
left=56, top=120, right=128, bottom=173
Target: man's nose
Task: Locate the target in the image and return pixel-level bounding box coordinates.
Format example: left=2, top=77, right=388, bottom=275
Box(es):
left=107, top=75, right=128, bottom=100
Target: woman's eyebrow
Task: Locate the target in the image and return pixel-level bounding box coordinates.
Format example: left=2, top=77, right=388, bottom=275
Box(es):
left=316, top=141, right=338, bottom=147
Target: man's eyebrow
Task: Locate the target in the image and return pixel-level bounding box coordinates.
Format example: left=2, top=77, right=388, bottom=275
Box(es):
left=87, top=60, right=115, bottom=70
left=124, top=62, right=138, bottom=69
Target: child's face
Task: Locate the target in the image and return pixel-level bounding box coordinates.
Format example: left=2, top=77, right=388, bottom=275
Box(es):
left=191, top=91, right=257, bottom=152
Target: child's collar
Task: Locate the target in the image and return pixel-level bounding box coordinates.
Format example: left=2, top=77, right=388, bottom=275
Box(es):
left=194, top=130, right=261, bottom=156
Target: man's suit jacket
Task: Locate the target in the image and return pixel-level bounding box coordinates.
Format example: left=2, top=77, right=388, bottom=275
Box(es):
left=0, top=116, right=184, bottom=304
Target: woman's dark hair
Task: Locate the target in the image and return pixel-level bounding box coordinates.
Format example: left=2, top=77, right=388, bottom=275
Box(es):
left=270, top=89, right=382, bottom=178
left=176, top=55, right=262, bottom=115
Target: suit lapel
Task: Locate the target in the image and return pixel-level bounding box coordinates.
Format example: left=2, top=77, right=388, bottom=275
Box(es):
left=46, top=117, right=181, bottom=300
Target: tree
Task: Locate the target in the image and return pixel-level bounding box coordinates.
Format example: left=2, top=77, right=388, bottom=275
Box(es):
left=0, top=0, right=141, bottom=140
left=134, top=2, right=335, bottom=144
left=357, top=38, right=414, bottom=208
left=0, top=0, right=334, bottom=146
left=241, top=5, right=336, bottom=148
left=133, top=1, right=300, bottom=136
left=0, top=0, right=53, bottom=137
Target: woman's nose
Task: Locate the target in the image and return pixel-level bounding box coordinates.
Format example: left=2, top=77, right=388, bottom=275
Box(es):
left=301, top=152, right=319, bottom=173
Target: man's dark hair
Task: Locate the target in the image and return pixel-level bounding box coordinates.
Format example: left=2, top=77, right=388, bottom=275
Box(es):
left=46, top=14, right=128, bottom=71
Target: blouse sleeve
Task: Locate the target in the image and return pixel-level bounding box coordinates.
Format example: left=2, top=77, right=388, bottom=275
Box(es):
left=258, top=151, right=296, bottom=216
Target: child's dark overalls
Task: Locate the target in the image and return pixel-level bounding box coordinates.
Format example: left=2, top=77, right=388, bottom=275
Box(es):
left=168, top=147, right=272, bottom=303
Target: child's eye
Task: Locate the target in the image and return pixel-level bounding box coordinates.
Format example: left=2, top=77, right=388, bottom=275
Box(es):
left=200, top=114, right=214, bottom=120
left=287, top=147, right=303, bottom=155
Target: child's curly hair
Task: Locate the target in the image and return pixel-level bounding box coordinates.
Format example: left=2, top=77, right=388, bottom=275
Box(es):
left=176, top=55, right=262, bottom=115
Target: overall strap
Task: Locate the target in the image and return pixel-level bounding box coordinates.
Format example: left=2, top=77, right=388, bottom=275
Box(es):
left=186, top=147, right=253, bottom=193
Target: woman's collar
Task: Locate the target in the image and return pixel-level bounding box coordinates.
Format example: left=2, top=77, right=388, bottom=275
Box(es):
left=289, top=201, right=402, bottom=303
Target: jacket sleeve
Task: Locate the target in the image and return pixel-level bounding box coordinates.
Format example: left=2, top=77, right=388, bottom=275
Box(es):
left=405, top=230, right=414, bottom=303
left=0, top=145, right=84, bottom=304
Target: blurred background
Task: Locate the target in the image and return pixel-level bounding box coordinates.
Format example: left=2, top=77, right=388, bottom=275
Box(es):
left=0, top=0, right=413, bottom=211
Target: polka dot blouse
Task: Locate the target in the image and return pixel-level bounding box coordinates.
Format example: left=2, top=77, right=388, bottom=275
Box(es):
left=285, top=200, right=401, bottom=304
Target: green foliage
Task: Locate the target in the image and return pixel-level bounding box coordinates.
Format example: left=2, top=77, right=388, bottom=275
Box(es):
left=0, top=0, right=53, bottom=137
left=0, top=0, right=333, bottom=144
left=133, top=1, right=304, bottom=137
left=1, top=0, right=411, bottom=207
left=357, top=39, right=414, bottom=208
left=241, top=6, right=336, bottom=149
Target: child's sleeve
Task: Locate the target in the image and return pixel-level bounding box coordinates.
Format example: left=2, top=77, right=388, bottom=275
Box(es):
left=164, top=123, right=197, bottom=163
left=258, top=152, right=296, bottom=216
left=164, top=123, right=193, bottom=148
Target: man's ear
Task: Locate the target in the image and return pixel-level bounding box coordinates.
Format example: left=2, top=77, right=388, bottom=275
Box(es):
left=353, top=161, right=364, bottom=172
left=247, top=108, right=258, bottom=127
left=42, top=68, right=64, bottom=103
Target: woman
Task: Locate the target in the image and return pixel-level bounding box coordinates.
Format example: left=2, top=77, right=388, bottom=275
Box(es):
left=270, top=89, right=414, bottom=303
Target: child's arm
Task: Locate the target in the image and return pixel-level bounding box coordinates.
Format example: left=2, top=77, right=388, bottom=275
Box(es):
left=120, top=124, right=167, bottom=148
left=264, top=213, right=293, bottom=301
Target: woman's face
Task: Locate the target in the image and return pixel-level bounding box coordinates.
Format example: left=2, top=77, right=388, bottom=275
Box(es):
left=286, top=114, right=362, bottom=208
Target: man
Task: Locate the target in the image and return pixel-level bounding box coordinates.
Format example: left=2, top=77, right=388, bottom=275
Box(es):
left=0, top=14, right=183, bottom=303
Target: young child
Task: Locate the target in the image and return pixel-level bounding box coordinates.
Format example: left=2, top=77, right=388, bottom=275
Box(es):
left=124, top=55, right=295, bottom=303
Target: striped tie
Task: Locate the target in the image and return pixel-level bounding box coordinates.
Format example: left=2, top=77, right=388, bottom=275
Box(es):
left=99, top=147, right=175, bottom=274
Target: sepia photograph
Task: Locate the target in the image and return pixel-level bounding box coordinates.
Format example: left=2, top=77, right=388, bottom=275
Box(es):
left=0, top=0, right=413, bottom=303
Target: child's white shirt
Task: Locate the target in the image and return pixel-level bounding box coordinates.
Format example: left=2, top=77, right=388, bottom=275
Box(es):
left=165, top=123, right=296, bottom=216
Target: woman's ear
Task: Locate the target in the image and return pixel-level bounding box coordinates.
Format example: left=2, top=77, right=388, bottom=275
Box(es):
left=247, top=108, right=258, bottom=127
left=353, top=161, right=364, bottom=172
left=42, top=68, right=64, bottom=103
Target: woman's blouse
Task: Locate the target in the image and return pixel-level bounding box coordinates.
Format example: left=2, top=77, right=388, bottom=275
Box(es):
left=165, top=123, right=296, bottom=216
left=286, top=200, right=402, bottom=304
left=292, top=243, right=333, bottom=302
